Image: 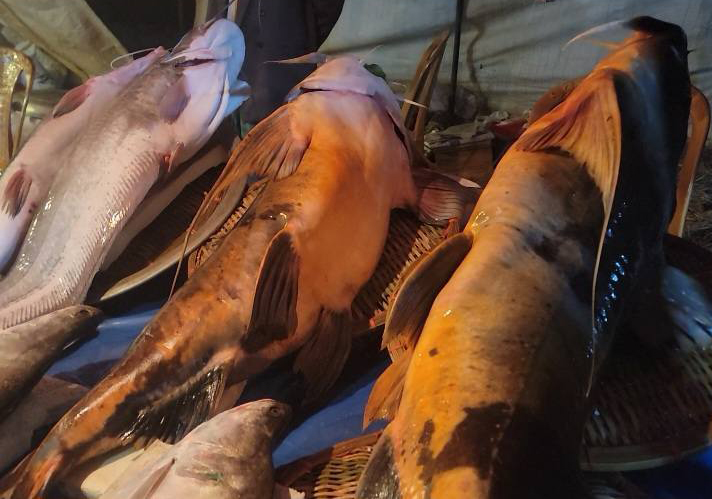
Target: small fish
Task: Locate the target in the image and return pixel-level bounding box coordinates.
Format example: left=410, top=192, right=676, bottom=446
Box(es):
left=99, top=400, right=291, bottom=499
left=0, top=19, right=249, bottom=330
left=0, top=305, right=102, bottom=421
left=7, top=55, right=472, bottom=498
left=0, top=377, right=87, bottom=473
left=357, top=17, right=691, bottom=498
left=0, top=48, right=166, bottom=274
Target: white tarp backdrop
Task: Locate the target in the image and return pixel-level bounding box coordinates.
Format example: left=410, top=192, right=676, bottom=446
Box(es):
left=322, top=0, right=711, bottom=118
left=0, top=0, right=126, bottom=81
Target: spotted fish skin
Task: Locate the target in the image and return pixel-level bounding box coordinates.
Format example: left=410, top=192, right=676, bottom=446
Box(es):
left=358, top=17, right=690, bottom=499
left=0, top=19, right=247, bottom=331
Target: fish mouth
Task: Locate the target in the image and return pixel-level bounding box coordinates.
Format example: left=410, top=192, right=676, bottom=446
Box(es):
left=173, top=57, right=216, bottom=68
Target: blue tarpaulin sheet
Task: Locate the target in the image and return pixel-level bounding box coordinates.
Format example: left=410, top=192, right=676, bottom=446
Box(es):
left=46, top=307, right=711, bottom=497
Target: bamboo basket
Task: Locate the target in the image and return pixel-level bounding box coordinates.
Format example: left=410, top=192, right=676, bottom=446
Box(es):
left=275, top=432, right=649, bottom=499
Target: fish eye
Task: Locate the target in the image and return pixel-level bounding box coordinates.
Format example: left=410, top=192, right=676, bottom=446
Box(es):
left=269, top=406, right=282, bottom=417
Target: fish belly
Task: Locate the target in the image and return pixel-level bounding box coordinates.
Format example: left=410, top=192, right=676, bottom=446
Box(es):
left=0, top=133, right=161, bottom=329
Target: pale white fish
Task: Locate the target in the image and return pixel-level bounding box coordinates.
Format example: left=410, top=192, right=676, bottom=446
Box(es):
left=0, top=19, right=249, bottom=330
left=0, top=48, right=166, bottom=274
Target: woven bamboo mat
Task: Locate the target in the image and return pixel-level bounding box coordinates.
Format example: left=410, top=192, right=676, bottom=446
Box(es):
left=276, top=432, right=649, bottom=499
left=190, top=179, right=712, bottom=472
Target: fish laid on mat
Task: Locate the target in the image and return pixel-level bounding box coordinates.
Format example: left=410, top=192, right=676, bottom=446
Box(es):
left=0, top=305, right=101, bottom=421
left=0, top=377, right=87, bottom=473
left=357, top=17, right=691, bottom=498
left=0, top=19, right=249, bottom=330
left=0, top=49, right=166, bottom=274
left=98, top=400, right=291, bottom=499
left=6, top=55, right=473, bottom=498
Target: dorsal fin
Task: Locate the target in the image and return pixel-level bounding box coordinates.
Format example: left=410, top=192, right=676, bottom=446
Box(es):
left=52, top=82, right=92, bottom=118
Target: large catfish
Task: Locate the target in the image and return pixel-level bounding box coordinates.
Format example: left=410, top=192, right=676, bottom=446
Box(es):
left=7, top=56, right=468, bottom=498
left=0, top=48, right=166, bottom=274
left=0, top=18, right=249, bottom=330
left=357, top=17, right=692, bottom=498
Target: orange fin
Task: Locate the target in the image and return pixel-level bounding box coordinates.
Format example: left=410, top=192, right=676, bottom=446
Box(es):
left=52, top=82, right=91, bottom=118
left=243, top=231, right=300, bottom=353
left=383, top=231, right=472, bottom=357
left=528, top=77, right=584, bottom=125
left=412, top=168, right=480, bottom=229
left=294, top=309, right=352, bottom=405
left=2, top=170, right=32, bottom=217
left=363, top=352, right=411, bottom=429
left=231, top=105, right=310, bottom=182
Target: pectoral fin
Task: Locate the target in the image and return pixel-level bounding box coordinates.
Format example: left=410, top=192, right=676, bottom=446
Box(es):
left=383, top=231, right=473, bottom=357
left=130, top=366, right=227, bottom=446
left=231, top=106, right=310, bottom=181
left=52, top=82, right=92, bottom=118
left=243, top=231, right=300, bottom=353
left=159, top=76, right=189, bottom=123
left=412, top=168, right=480, bottom=232
left=294, top=309, right=352, bottom=405
left=1, top=170, right=32, bottom=217
left=106, top=457, right=175, bottom=499
left=363, top=353, right=410, bottom=429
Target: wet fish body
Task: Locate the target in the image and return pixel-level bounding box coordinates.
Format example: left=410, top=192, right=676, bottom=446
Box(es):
left=0, top=305, right=102, bottom=421
left=8, top=56, right=438, bottom=498
left=0, top=49, right=166, bottom=274
left=0, top=19, right=248, bottom=330
left=357, top=17, right=691, bottom=499
left=99, top=400, right=290, bottom=499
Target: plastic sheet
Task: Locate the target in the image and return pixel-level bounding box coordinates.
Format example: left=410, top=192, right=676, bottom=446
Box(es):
left=323, top=0, right=712, bottom=133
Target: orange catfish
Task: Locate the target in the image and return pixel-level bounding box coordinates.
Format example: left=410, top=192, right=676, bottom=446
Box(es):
left=357, top=17, right=692, bottom=499
left=6, top=56, right=473, bottom=499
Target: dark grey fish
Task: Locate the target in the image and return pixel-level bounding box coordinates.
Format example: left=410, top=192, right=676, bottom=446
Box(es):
left=0, top=305, right=101, bottom=422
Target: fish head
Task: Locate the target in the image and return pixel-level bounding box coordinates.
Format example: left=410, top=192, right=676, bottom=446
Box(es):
left=227, top=399, right=292, bottom=440
left=159, top=19, right=248, bottom=163
left=594, top=16, right=691, bottom=177
left=286, top=55, right=412, bottom=159
left=165, top=18, right=245, bottom=90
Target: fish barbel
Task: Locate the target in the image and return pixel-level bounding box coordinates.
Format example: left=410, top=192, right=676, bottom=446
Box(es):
left=357, top=17, right=691, bottom=499
left=0, top=48, right=166, bottom=274
left=100, top=400, right=291, bottom=499
left=6, top=55, right=478, bottom=499
left=0, top=19, right=249, bottom=330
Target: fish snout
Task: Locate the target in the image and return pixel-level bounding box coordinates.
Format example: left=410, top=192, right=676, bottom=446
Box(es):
left=259, top=399, right=293, bottom=436
left=165, top=19, right=244, bottom=69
